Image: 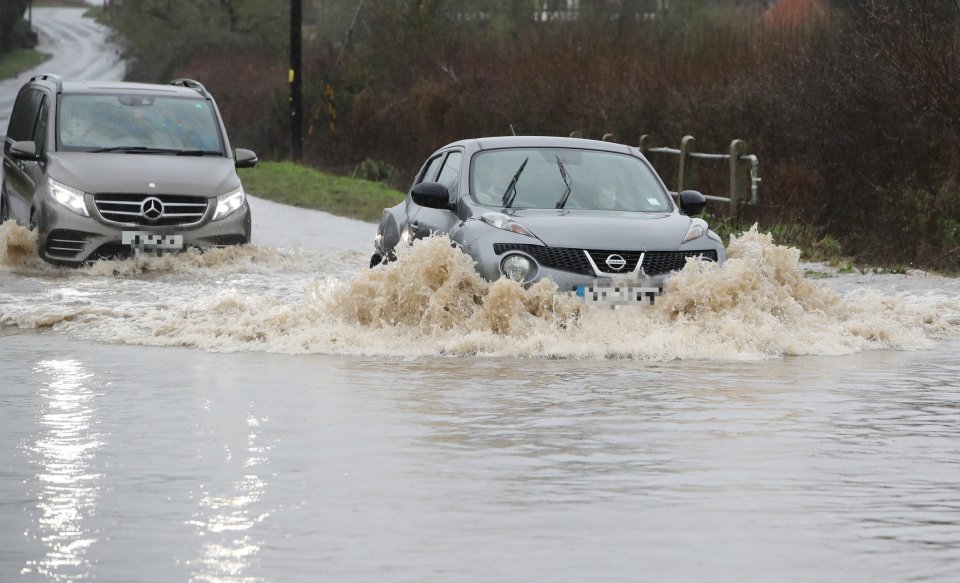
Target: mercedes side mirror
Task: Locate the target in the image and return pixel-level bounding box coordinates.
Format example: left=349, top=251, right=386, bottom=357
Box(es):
left=10, top=140, right=38, bottom=161
left=234, top=148, right=258, bottom=168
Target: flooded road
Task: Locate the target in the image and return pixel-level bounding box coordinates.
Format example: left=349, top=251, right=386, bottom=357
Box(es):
left=2, top=197, right=960, bottom=581
left=4, top=5, right=959, bottom=582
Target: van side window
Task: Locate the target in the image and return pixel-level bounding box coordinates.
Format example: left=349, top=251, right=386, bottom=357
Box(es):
left=32, top=95, right=49, bottom=154
left=435, top=151, right=462, bottom=198
left=6, top=88, right=43, bottom=146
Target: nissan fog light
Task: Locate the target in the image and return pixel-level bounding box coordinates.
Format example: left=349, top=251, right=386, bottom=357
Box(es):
left=501, top=254, right=534, bottom=282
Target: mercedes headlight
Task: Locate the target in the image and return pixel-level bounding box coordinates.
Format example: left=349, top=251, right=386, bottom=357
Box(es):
left=213, top=186, right=246, bottom=221
left=48, top=178, right=89, bottom=217
left=683, top=218, right=709, bottom=243
left=479, top=212, right=535, bottom=237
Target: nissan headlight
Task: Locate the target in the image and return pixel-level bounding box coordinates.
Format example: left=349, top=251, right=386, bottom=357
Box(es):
left=213, top=186, right=246, bottom=221
left=48, top=178, right=89, bottom=217
left=399, top=224, right=413, bottom=245
left=501, top=253, right=535, bottom=282
left=683, top=218, right=709, bottom=243
left=480, top=212, right=535, bottom=238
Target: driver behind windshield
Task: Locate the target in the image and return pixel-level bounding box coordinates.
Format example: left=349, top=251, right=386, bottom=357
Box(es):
left=473, top=157, right=516, bottom=205
left=58, top=94, right=221, bottom=153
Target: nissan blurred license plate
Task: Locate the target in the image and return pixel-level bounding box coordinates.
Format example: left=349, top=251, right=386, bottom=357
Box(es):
left=576, top=283, right=662, bottom=307
left=121, top=231, right=183, bottom=252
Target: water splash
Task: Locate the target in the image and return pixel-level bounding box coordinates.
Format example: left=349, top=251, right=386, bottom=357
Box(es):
left=0, top=219, right=316, bottom=276
left=324, top=235, right=581, bottom=335
left=77, top=245, right=312, bottom=277
left=0, top=220, right=46, bottom=270
left=1, top=224, right=957, bottom=359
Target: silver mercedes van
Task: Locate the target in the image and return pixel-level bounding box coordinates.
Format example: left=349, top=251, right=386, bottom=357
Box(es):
left=1, top=74, right=257, bottom=264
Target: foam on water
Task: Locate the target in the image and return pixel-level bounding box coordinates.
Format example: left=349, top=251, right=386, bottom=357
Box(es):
left=1, top=222, right=957, bottom=359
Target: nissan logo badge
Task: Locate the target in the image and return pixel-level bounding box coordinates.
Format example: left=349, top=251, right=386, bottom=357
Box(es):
left=605, top=254, right=627, bottom=271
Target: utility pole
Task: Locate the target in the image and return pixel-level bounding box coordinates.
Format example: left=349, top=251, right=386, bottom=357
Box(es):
left=27, top=0, right=38, bottom=46
left=290, top=0, right=303, bottom=161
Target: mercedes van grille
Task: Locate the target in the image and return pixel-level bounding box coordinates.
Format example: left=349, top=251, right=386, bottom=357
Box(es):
left=94, top=193, right=210, bottom=227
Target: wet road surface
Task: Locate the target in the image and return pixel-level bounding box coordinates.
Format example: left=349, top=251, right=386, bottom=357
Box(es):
left=2, top=7, right=960, bottom=583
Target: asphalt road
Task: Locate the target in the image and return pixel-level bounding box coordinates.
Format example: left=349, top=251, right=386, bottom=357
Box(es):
left=0, top=6, right=124, bottom=137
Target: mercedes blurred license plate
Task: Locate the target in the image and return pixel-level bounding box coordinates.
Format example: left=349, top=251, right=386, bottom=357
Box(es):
left=121, top=231, right=183, bottom=251
left=576, top=284, right=662, bottom=306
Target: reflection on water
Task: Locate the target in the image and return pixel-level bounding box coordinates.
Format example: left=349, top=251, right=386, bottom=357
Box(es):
left=375, top=354, right=960, bottom=581
left=21, top=359, right=101, bottom=580
left=1, top=338, right=959, bottom=582
left=187, top=413, right=271, bottom=583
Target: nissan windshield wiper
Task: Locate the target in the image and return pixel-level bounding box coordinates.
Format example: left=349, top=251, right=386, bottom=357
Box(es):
left=501, top=157, right=529, bottom=209
left=554, top=155, right=573, bottom=209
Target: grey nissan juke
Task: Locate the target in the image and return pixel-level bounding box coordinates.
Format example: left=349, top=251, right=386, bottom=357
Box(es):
left=1, top=74, right=257, bottom=265
left=372, top=136, right=727, bottom=307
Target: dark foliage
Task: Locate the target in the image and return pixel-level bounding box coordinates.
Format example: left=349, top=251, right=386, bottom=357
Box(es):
left=103, top=0, right=960, bottom=272
left=0, top=0, right=32, bottom=54
left=102, top=0, right=288, bottom=81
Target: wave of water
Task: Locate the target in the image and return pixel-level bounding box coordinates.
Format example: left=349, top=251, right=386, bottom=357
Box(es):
left=1, top=220, right=957, bottom=359
left=0, top=220, right=319, bottom=276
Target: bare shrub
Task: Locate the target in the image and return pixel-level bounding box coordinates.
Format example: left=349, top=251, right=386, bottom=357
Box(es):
left=173, top=53, right=288, bottom=159
left=111, top=0, right=960, bottom=271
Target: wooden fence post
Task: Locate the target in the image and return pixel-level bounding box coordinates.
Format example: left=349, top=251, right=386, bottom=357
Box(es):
left=729, top=139, right=747, bottom=220
left=678, top=135, right=696, bottom=193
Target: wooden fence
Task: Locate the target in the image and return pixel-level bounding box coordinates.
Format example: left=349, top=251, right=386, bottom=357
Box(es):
left=641, top=134, right=761, bottom=220
left=571, top=132, right=761, bottom=219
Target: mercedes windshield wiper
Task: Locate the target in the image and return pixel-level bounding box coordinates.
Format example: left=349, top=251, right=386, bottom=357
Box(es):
left=554, top=155, right=573, bottom=209
left=92, top=146, right=158, bottom=153
left=501, top=157, right=529, bottom=209
left=92, top=146, right=221, bottom=156
left=175, top=150, right=223, bottom=156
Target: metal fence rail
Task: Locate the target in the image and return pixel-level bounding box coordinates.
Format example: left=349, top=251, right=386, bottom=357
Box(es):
left=640, top=134, right=760, bottom=219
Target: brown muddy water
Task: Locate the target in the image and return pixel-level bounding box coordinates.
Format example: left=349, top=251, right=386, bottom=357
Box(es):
left=1, top=200, right=959, bottom=582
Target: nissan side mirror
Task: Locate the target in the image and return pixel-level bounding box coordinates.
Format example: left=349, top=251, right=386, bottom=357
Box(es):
left=235, top=148, right=258, bottom=168
left=411, top=182, right=451, bottom=210
left=679, top=190, right=706, bottom=216
left=10, top=140, right=38, bottom=161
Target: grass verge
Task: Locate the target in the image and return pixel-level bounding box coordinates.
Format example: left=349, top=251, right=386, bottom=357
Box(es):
left=34, top=0, right=90, bottom=6
left=0, top=49, right=52, bottom=81
left=239, top=161, right=405, bottom=223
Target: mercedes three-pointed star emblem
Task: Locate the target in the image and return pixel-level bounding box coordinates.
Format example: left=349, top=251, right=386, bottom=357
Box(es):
left=140, top=197, right=164, bottom=220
